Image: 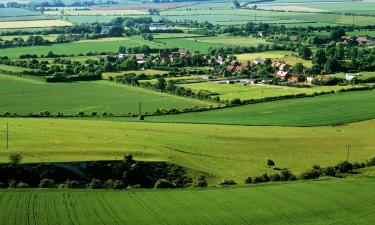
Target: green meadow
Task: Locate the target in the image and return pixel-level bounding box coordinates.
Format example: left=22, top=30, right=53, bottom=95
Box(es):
left=0, top=178, right=374, bottom=225
left=1, top=118, right=375, bottom=182
left=148, top=89, right=375, bottom=126
left=0, top=75, right=209, bottom=115
left=179, top=82, right=350, bottom=101
left=0, top=37, right=163, bottom=59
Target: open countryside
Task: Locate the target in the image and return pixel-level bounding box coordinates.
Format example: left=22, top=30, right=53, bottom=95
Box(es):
left=0, top=0, right=375, bottom=224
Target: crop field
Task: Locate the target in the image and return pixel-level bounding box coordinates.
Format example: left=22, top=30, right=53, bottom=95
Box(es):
left=148, top=89, right=375, bottom=127
left=160, top=7, right=375, bottom=26
left=179, top=82, right=354, bottom=101
left=0, top=75, right=209, bottom=115
left=44, top=9, right=147, bottom=16
left=189, top=35, right=268, bottom=46
left=0, top=178, right=374, bottom=225
left=236, top=51, right=294, bottom=61
left=1, top=117, right=375, bottom=181
left=61, top=15, right=120, bottom=24
left=0, top=37, right=163, bottom=58
left=0, top=20, right=72, bottom=30
left=152, top=33, right=205, bottom=39
left=155, top=38, right=222, bottom=53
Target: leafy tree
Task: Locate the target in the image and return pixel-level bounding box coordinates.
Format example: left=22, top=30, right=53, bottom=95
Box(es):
left=193, top=175, right=208, bottom=187
left=156, top=77, right=167, bottom=91
left=39, top=179, right=55, bottom=188
left=324, top=58, right=340, bottom=73
left=267, top=159, right=275, bottom=168
left=233, top=0, right=240, bottom=8
left=108, top=26, right=125, bottom=37
left=330, top=29, right=345, bottom=41
left=298, top=46, right=312, bottom=60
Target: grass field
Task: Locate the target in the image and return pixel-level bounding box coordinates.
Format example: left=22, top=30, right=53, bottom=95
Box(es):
left=44, top=9, right=147, bottom=16
left=0, top=37, right=163, bottom=58
left=179, top=82, right=355, bottom=101
left=0, top=178, right=374, bottom=225
left=1, top=117, right=375, bottom=181
left=0, top=20, right=71, bottom=29
left=0, top=75, right=209, bottom=115
left=190, top=35, right=268, bottom=46
left=156, top=38, right=223, bottom=53
left=235, top=51, right=312, bottom=68
left=148, top=89, right=375, bottom=126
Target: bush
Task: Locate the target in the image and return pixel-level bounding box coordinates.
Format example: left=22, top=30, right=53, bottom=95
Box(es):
left=219, top=179, right=237, bottom=185
left=230, top=98, right=242, bottom=105
left=244, top=177, right=252, bottom=184
left=113, top=180, right=124, bottom=189
left=322, top=166, right=337, bottom=177
left=87, top=179, right=103, bottom=189
left=154, top=179, right=175, bottom=189
left=280, top=169, right=294, bottom=181
left=269, top=173, right=281, bottom=182
left=9, top=153, right=22, bottom=165
left=193, top=175, right=208, bottom=187
left=300, top=169, right=321, bottom=180
left=16, top=182, right=29, bottom=188
left=335, top=161, right=352, bottom=173
left=39, top=179, right=55, bottom=188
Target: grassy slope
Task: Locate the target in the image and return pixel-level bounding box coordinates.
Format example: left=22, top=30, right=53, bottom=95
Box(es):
left=1, top=118, right=375, bottom=182
left=0, top=178, right=374, bottom=225
left=148, top=89, right=375, bottom=126
left=0, top=37, right=164, bottom=59
left=0, top=75, right=209, bottom=114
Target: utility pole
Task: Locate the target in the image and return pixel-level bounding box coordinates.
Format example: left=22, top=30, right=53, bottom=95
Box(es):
left=6, top=121, right=9, bottom=150
left=345, top=144, right=351, bottom=163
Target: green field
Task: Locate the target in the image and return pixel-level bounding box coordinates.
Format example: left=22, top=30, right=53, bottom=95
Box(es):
left=155, top=38, right=223, bottom=53
left=0, top=75, right=209, bottom=115
left=1, top=117, right=375, bottom=181
left=0, top=37, right=163, bottom=59
left=179, top=82, right=349, bottom=101
left=148, top=89, right=375, bottom=126
left=0, top=178, right=374, bottom=225
left=236, top=51, right=313, bottom=68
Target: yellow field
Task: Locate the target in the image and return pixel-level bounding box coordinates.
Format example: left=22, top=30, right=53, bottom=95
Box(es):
left=44, top=9, right=147, bottom=16
left=0, top=20, right=72, bottom=29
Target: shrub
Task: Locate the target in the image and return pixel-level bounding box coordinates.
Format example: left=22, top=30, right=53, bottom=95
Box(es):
left=269, top=173, right=281, bottom=182
left=322, top=166, right=337, bottom=177
left=367, top=157, right=375, bottom=166
left=193, top=175, right=208, bottom=187
left=230, top=98, right=242, bottom=105
left=300, top=169, right=321, bottom=180
left=39, top=179, right=55, bottom=188
left=8, top=179, right=17, bottom=188
left=154, top=179, right=175, bottom=189
left=244, top=177, right=252, bottom=184
left=16, top=182, right=29, bottom=188
left=280, top=169, right=294, bottom=181
left=113, top=180, right=124, bottom=189
left=87, top=179, right=103, bottom=189
left=335, top=161, right=353, bottom=173
left=220, top=179, right=237, bottom=185
left=9, top=153, right=22, bottom=165
left=267, top=159, right=275, bottom=168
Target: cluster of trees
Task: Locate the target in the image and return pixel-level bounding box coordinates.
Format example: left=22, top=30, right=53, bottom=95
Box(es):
left=0, top=35, right=51, bottom=49
left=0, top=154, right=194, bottom=189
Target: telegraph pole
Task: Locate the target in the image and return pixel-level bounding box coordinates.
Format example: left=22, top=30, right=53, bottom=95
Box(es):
left=6, top=121, right=9, bottom=150
left=345, top=144, right=351, bottom=163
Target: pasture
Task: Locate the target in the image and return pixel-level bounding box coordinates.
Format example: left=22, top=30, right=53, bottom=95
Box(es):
left=0, top=20, right=71, bottom=30
left=148, top=89, right=375, bottom=127
left=0, top=37, right=163, bottom=58
left=179, top=82, right=354, bottom=101
left=0, top=74, right=209, bottom=115
left=155, top=38, right=222, bottom=53
left=102, top=69, right=168, bottom=79
left=236, top=51, right=294, bottom=61
left=0, top=178, right=374, bottom=225
left=1, top=118, right=375, bottom=181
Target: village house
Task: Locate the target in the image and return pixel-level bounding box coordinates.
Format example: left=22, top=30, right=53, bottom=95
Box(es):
left=149, top=23, right=168, bottom=31
left=271, top=60, right=287, bottom=71
left=274, top=70, right=289, bottom=81
left=288, top=75, right=299, bottom=83
left=289, top=35, right=298, bottom=41
left=306, top=76, right=315, bottom=83
left=253, top=57, right=265, bottom=65
left=356, top=37, right=368, bottom=45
